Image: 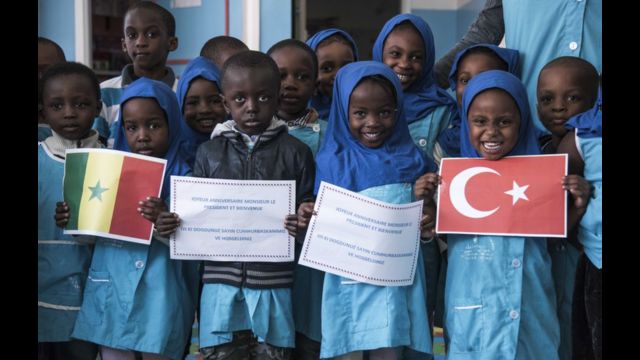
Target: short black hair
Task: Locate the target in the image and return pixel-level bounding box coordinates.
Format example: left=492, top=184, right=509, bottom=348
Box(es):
left=126, top=1, right=176, bottom=37
left=540, top=56, right=600, bottom=101
left=356, top=75, right=397, bottom=108
left=267, top=39, right=318, bottom=80
left=200, top=36, right=249, bottom=67
left=39, top=62, right=101, bottom=104
left=458, top=46, right=508, bottom=72
left=38, top=37, right=66, bottom=61
left=221, top=50, right=280, bottom=93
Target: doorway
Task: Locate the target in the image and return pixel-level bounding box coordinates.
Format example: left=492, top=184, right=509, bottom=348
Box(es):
left=295, top=0, right=401, bottom=60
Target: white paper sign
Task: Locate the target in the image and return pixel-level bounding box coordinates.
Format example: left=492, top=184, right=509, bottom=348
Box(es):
left=169, top=177, right=295, bottom=262
left=299, top=182, right=423, bottom=286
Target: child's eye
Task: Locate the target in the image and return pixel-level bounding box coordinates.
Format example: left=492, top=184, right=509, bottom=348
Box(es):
left=124, top=124, right=137, bottom=132
left=149, top=121, right=164, bottom=130
left=320, top=65, right=333, bottom=73
left=353, top=111, right=366, bottom=118
left=208, top=96, right=223, bottom=105
left=458, top=77, right=469, bottom=85
left=49, top=103, right=63, bottom=111
left=296, top=73, right=310, bottom=81
left=145, top=31, right=157, bottom=38
left=471, top=118, right=486, bottom=126
left=258, top=95, right=270, bottom=102
left=185, top=99, right=198, bottom=107
left=74, top=102, right=89, bottom=109
left=379, top=109, right=394, bottom=119
left=567, top=95, right=581, bottom=103
left=498, top=119, right=513, bottom=127
left=539, top=95, right=552, bottom=104
left=234, top=96, right=245, bottom=103
left=126, top=32, right=137, bottom=40
left=410, top=55, right=422, bottom=61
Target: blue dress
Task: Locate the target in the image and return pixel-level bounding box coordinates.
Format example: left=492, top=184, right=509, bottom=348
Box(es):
left=71, top=237, right=200, bottom=359
left=445, top=234, right=560, bottom=359
left=290, top=117, right=327, bottom=342
left=199, top=284, right=295, bottom=348
left=319, top=183, right=431, bottom=358
left=576, top=135, right=602, bottom=269
left=38, top=144, right=94, bottom=342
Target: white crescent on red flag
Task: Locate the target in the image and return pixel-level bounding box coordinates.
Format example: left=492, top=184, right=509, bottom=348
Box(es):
left=436, top=154, right=567, bottom=237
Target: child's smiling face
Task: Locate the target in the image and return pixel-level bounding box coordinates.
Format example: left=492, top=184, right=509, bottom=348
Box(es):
left=467, top=89, right=520, bottom=160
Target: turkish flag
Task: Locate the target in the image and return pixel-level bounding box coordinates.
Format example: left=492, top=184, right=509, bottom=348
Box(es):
left=436, top=154, right=567, bottom=237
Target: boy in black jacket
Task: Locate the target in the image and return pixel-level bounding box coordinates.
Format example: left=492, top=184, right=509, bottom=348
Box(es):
left=193, top=51, right=315, bottom=360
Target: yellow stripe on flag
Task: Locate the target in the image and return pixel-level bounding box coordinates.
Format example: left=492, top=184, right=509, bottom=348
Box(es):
left=77, top=151, right=124, bottom=232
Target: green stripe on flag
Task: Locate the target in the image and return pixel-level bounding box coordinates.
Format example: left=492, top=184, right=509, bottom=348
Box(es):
left=64, top=152, right=89, bottom=229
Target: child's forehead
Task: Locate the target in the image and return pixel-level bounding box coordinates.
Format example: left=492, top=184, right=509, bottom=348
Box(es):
left=224, top=67, right=278, bottom=89
left=272, top=47, right=314, bottom=67
left=124, top=8, right=166, bottom=29
left=539, top=65, right=588, bottom=86
left=124, top=97, right=163, bottom=112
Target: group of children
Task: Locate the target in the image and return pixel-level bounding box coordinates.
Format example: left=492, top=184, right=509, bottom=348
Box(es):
left=38, top=1, right=602, bottom=360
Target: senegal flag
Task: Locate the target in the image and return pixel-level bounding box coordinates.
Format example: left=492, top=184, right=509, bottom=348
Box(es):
left=63, top=148, right=167, bottom=244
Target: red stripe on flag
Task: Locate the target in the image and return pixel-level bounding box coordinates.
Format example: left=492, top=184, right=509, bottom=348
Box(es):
left=110, top=156, right=165, bottom=241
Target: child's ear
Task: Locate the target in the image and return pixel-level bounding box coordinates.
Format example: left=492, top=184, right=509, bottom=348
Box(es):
left=220, top=94, right=231, bottom=114
left=121, top=38, right=127, bottom=53
left=168, top=36, right=178, bottom=52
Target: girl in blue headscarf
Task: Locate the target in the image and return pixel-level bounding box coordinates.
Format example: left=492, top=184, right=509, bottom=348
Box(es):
left=298, top=61, right=438, bottom=359
left=176, top=56, right=226, bottom=168
left=306, top=28, right=359, bottom=120
left=444, top=70, right=561, bottom=359
left=560, top=86, right=602, bottom=359
left=373, top=13, right=460, bottom=161
left=448, top=43, right=520, bottom=106
left=71, top=78, right=200, bottom=360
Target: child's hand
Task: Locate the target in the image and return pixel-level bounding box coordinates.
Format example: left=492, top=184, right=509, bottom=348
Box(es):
left=138, top=196, right=167, bottom=223
left=284, top=214, right=298, bottom=237
left=155, top=212, right=181, bottom=236
left=563, top=175, right=591, bottom=211
left=415, top=173, right=441, bottom=203
left=297, top=202, right=316, bottom=231
left=420, top=203, right=437, bottom=239
left=55, top=202, right=70, bottom=228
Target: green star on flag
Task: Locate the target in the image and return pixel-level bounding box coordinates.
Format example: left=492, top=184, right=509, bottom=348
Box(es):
left=88, top=180, right=109, bottom=201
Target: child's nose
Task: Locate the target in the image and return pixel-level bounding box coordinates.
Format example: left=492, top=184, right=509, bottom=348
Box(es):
left=552, top=98, right=566, bottom=111
left=63, top=104, right=76, bottom=118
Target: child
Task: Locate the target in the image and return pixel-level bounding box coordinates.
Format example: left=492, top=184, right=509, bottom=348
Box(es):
left=200, top=35, right=249, bottom=70
left=536, top=56, right=599, bottom=360
left=306, top=29, right=359, bottom=120
left=38, top=37, right=67, bottom=141
left=39, top=61, right=102, bottom=360
left=373, top=15, right=458, bottom=345
left=558, top=87, right=602, bottom=360
left=448, top=44, right=519, bottom=106
left=298, top=61, right=438, bottom=359
left=94, top=1, right=179, bottom=146
left=189, top=51, right=315, bottom=359
left=444, top=70, right=588, bottom=359
left=267, top=38, right=325, bottom=359
left=176, top=56, right=226, bottom=167
left=431, top=42, right=519, bottom=331
left=68, top=78, right=200, bottom=360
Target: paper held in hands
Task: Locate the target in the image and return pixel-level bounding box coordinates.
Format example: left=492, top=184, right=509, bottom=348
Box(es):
left=169, top=176, right=296, bottom=262
left=299, top=181, right=423, bottom=287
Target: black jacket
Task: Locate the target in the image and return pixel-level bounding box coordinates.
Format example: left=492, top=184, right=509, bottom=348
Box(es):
left=193, top=124, right=315, bottom=289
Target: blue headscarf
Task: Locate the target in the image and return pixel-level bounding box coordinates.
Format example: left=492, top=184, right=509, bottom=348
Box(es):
left=565, top=86, right=602, bottom=139
left=372, top=14, right=460, bottom=156
left=306, top=28, right=360, bottom=119
left=114, top=77, right=190, bottom=199
left=460, top=70, right=540, bottom=158
left=448, top=44, right=520, bottom=91
left=315, top=61, right=436, bottom=194
left=175, top=56, right=222, bottom=166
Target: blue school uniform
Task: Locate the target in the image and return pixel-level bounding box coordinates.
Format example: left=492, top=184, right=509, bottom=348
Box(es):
left=38, top=132, right=102, bottom=342
left=71, top=78, right=199, bottom=359
left=38, top=123, right=52, bottom=141
left=373, top=13, right=460, bottom=159
left=287, top=109, right=328, bottom=343
left=314, top=61, right=436, bottom=358
left=176, top=56, right=222, bottom=167
left=444, top=71, right=559, bottom=359
left=567, top=88, right=602, bottom=269
left=306, top=29, right=359, bottom=120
